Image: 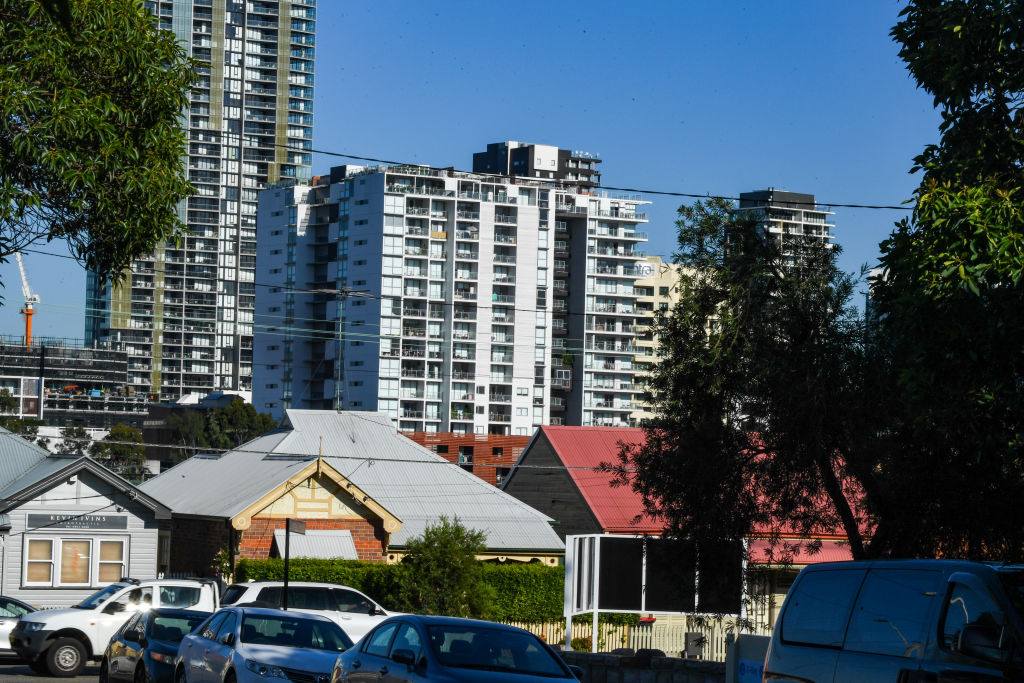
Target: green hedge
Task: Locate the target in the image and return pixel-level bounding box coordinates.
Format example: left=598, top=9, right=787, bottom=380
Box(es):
left=234, top=559, right=637, bottom=625
left=235, top=559, right=563, bottom=622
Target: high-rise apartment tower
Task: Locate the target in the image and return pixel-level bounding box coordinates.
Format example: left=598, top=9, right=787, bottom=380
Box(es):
left=254, top=144, right=650, bottom=432
left=85, top=0, right=316, bottom=399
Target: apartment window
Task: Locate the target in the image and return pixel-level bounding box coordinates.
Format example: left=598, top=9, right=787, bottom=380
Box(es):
left=517, top=387, right=528, bottom=396
left=355, top=199, right=368, bottom=205
left=354, top=219, right=368, bottom=226
left=492, top=447, right=503, bottom=456
left=355, top=239, right=368, bottom=246
left=24, top=537, right=128, bottom=587
left=435, top=445, right=449, bottom=454
left=659, top=287, right=670, bottom=296
left=516, top=408, right=528, bottom=416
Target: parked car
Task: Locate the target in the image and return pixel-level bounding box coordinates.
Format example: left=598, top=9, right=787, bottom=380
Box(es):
left=99, top=608, right=211, bottom=683
left=0, top=596, right=35, bottom=660
left=173, top=605, right=353, bottom=683
left=221, top=581, right=392, bottom=642
left=330, top=615, right=583, bottom=682
left=764, top=559, right=1024, bottom=682
left=10, top=578, right=219, bottom=677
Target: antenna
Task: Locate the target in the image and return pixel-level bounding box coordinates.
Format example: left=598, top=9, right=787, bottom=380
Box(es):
left=15, top=253, right=40, bottom=346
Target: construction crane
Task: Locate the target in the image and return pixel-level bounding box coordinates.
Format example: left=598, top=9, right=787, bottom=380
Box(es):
left=15, top=252, right=39, bottom=346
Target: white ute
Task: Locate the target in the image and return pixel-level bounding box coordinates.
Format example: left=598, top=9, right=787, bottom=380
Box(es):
left=9, top=578, right=219, bottom=677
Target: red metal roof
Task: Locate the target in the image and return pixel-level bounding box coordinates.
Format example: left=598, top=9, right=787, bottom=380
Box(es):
left=539, top=426, right=663, bottom=534
left=748, top=539, right=853, bottom=565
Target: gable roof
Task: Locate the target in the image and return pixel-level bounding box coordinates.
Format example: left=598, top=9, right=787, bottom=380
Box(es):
left=140, top=410, right=563, bottom=553
left=0, top=429, right=170, bottom=518
left=525, top=426, right=663, bottom=535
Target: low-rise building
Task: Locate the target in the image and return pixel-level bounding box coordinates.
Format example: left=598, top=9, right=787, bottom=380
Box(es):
left=0, top=429, right=170, bottom=607
left=399, top=431, right=530, bottom=486
left=139, top=410, right=563, bottom=575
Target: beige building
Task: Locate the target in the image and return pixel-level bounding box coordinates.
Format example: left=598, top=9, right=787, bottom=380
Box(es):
left=631, top=256, right=685, bottom=424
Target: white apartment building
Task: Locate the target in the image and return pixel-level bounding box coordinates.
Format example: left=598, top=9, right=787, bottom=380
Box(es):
left=85, top=0, right=316, bottom=400
left=736, top=190, right=836, bottom=260
left=254, top=154, right=650, bottom=432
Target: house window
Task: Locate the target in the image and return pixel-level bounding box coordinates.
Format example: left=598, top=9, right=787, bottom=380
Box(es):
left=24, top=537, right=128, bottom=587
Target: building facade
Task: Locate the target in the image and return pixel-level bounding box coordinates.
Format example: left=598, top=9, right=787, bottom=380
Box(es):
left=736, top=190, right=835, bottom=261
left=253, top=146, right=650, bottom=431
left=85, top=0, right=317, bottom=400
left=630, top=256, right=685, bottom=424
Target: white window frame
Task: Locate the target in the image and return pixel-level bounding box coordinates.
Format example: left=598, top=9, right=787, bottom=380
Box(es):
left=22, top=536, right=129, bottom=588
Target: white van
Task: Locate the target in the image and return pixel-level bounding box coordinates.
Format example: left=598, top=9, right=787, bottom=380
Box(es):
left=10, top=578, right=218, bottom=677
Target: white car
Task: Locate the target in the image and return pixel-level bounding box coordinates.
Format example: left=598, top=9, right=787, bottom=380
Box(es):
left=10, top=578, right=219, bottom=677
left=221, top=581, right=392, bottom=642
left=175, top=606, right=352, bottom=683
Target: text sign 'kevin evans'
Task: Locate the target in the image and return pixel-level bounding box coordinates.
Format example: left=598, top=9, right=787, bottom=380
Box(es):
left=27, top=514, right=129, bottom=530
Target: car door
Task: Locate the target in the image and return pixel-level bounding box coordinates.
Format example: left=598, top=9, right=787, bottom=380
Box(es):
left=346, top=622, right=400, bottom=682
left=381, top=623, right=427, bottom=683
left=180, top=611, right=228, bottom=683
left=331, top=588, right=387, bottom=642
left=834, top=568, right=942, bottom=683
left=96, top=586, right=154, bottom=651
left=107, top=613, right=141, bottom=681
left=0, top=598, right=32, bottom=654
left=202, top=610, right=238, bottom=682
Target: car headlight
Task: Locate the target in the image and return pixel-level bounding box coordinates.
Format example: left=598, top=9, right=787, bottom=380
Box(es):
left=245, top=659, right=287, bottom=679
left=22, top=623, right=45, bottom=632
left=149, top=652, right=172, bottom=663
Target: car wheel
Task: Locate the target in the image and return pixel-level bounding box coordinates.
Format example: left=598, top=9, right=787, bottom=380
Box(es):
left=98, top=658, right=110, bottom=683
left=135, top=662, right=153, bottom=683
left=174, top=665, right=188, bottom=683
left=224, top=671, right=236, bottom=683
left=46, top=638, right=87, bottom=677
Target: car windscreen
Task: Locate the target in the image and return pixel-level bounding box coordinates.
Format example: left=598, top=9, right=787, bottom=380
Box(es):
left=240, top=614, right=353, bottom=651
left=75, top=584, right=126, bottom=609
left=998, top=571, right=1024, bottom=624
left=149, top=614, right=210, bottom=643
left=428, top=625, right=567, bottom=677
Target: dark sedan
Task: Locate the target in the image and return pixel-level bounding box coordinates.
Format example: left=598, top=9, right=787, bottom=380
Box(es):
left=330, top=615, right=581, bottom=682
left=100, top=608, right=210, bottom=683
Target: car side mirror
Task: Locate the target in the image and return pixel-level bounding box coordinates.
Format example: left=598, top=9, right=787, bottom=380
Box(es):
left=124, top=630, right=140, bottom=643
left=568, top=664, right=584, bottom=680
left=392, top=648, right=415, bottom=666
left=220, top=632, right=235, bottom=647
left=103, top=603, right=125, bottom=615
left=369, top=607, right=384, bottom=616
left=957, top=623, right=1007, bottom=663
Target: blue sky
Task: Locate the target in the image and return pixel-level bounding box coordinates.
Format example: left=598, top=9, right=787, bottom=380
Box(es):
left=0, top=0, right=939, bottom=341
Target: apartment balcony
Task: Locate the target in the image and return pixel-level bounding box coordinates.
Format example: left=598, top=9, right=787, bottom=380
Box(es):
left=488, top=393, right=512, bottom=403
left=456, top=249, right=479, bottom=260
left=455, top=230, right=479, bottom=240
left=457, top=211, right=480, bottom=220
left=588, top=246, right=647, bottom=259
left=493, top=234, right=516, bottom=245
left=402, top=307, right=427, bottom=318
left=494, top=254, right=516, bottom=264
left=454, top=289, right=477, bottom=301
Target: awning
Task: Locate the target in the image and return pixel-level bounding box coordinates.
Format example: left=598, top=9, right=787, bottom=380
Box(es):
left=748, top=539, right=853, bottom=565
left=272, top=528, right=358, bottom=560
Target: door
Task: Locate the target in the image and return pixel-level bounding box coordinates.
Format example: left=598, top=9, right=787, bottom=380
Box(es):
left=381, top=623, right=427, bottom=683
left=332, top=588, right=386, bottom=642
left=202, top=611, right=238, bottom=682
left=181, top=611, right=228, bottom=683
left=834, top=568, right=942, bottom=683
left=106, top=613, right=140, bottom=681
left=95, top=586, right=153, bottom=652
left=346, top=622, right=399, bottom=682
left=0, top=598, right=32, bottom=654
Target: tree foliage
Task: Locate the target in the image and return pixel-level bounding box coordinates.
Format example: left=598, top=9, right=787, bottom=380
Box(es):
left=609, top=200, right=876, bottom=560
left=164, top=398, right=279, bottom=461
left=89, top=423, right=145, bottom=481
left=0, top=0, right=195, bottom=284
left=400, top=517, right=496, bottom=618
left=54, top=425, right=92, bottom=455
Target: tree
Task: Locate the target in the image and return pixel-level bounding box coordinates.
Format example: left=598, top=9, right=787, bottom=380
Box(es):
left=164, top=399, right=278, bottom=462
left=0, top=0, right=195, bottom=284
left=54, top=425, right=92, bottom=455
left=864, top=0, right=1024, bottom=560
left=90, top=423, right=146, bottom=481
left=400, top=517, right=495, bottom=618
left=608, top=199, right=878, bottom=560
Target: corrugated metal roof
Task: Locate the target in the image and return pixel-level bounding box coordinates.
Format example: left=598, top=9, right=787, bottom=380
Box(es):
left=748, top=539, right=853, bottom=565
left=140, top=411, right=563, bottom=553
left=0, top=427, right=52, bottom=490
left=272, top=529, right=358, bottom=560
left=538, top=426, right=663, bottom=534
left=0, top=455, right=82, bottom=501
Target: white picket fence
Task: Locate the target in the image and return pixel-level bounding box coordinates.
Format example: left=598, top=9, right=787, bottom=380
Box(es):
left=503, top=616, right=769, bottom=662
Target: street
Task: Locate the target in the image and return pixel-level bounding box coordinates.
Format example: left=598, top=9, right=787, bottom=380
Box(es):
left=0, top=663, right=99, bottom=682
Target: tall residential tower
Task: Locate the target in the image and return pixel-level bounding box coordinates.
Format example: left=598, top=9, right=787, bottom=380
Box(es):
left=85, top=0, right=316, bottom=399
left=253, top=144, right=650, bottom=432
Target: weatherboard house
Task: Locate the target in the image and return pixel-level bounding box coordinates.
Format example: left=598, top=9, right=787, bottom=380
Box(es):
left=0, top=428, right=169, bottom=608
left=138, top=410, right=564, bottom=575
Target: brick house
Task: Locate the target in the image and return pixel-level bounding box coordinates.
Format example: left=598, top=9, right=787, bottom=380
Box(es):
left=140, top=411, right=563, bottom=576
